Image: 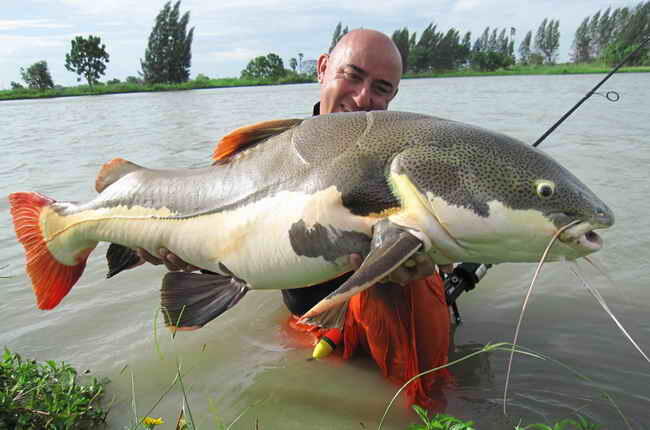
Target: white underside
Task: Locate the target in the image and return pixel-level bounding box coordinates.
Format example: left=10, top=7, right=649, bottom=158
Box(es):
left=44, top=186, right=378, bottom=290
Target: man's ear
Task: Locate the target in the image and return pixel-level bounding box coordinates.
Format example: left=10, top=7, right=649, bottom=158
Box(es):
left=316, top=54, right=329, bottom=83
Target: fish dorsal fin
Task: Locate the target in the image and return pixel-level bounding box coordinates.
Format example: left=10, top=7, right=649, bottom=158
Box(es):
left=95, top=158, right=143, bottom=192
left=212, top=118, right=303, bottom=163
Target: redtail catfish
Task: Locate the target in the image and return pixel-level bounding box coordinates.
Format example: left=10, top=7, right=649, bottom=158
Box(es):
left=9, top=111, right=613, bottom=329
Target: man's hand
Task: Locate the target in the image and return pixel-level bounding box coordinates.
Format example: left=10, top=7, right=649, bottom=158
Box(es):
left=136, top=248, right=199, bottom=272
left=348, top=253, right=452, bottom=285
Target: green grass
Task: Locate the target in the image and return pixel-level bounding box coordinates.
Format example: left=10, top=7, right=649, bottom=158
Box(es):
left=407, top=405, right=601, bottom=430
left=0, top=348, right=110, bottom=429
left=0, top=74, right=315, bottom=101
left=408, top=405, right=477, bottom=429
left=3, top=63, right=648, bottom=102
left=403, top=63, right=650, bottom=79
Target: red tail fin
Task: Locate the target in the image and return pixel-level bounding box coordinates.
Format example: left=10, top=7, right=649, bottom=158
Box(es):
left=9, top=192, right=94, bottom=310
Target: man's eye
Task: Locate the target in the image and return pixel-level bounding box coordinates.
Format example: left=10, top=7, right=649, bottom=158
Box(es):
left=344, top=71, right=362, bottom=81
left=374, top=85, right=391, bottom=96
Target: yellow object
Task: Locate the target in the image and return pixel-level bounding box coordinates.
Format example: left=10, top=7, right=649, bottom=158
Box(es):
left=143, top=416, right=164, bottom=426
left=312, top=338, right=335, bottom=359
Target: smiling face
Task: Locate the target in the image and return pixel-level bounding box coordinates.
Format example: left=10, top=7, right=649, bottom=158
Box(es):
left=317, top=29, right=403, bottom=114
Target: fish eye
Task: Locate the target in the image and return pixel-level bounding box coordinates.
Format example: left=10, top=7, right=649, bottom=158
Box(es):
left=535, top=180, right=556, bottom=199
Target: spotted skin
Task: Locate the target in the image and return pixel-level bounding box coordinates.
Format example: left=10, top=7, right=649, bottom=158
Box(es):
left=53, top=111, right=611, bottom=233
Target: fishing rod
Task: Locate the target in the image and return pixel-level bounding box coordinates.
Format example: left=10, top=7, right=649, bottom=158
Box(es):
left=533, top=35, right=650, bottom=147
left=445, top=36, right=650, bottom=324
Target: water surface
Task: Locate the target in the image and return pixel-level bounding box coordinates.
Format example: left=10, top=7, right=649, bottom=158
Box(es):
left=1, top=74, right=649, bottom=429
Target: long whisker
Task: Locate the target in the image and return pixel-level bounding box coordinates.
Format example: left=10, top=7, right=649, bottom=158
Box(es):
left=583, top=255, right=631, bottom=305
left=503, top=220, right=580, bottom=416
left=567, top=261, right=650, bottom=364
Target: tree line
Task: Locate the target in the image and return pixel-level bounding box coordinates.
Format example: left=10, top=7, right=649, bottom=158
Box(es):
left=12, top=0, right=650, bottom=91
left=321, top=1, right=648, bottom=75
left=387, top=19, right=558, bottom=73
left=572, top=1, right=650, bottom=65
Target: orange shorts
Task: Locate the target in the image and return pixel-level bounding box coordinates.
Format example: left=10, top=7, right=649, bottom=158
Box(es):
left=288, top=274, right=452, bottom=410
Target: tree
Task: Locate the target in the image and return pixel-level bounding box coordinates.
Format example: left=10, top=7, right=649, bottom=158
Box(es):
left=289, top=57, right=298, bottom=72
left=587, top=11, right=602, bottom=59
left=140, top=0, right=195, bottom=84
left=571, top=17, right=592, bottom=63
left=65, top=36, right=109, bottom=88
left=596, top=7, right=614, bottom=57
left=468, top=26, right=515, bottom=70
left=609, top=1, right=650, bottom=65
left=20, top=60, right=54, bottom=89
left=518, top=30, right=533, bottom=64
left=329, top=22, right=349, bottom=52
left=534, top=18, right=560, bottom=64
left=240, top=53, right=286, bottom=80
left=408, top=23, right=442, bottom=73
left=460, top=31, right=472, bottom=66
left=392, top=28, right=410, bottom=73
left=488, top=28, right=498, bottom=52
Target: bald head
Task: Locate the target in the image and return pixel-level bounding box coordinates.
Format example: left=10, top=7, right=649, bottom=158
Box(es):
left=330, top=29, right=403, bottom=75
left=317, top=29, right=403, bottom=114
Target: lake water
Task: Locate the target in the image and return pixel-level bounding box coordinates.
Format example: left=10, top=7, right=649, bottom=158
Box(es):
left=1, top=74, right=649, bottom=429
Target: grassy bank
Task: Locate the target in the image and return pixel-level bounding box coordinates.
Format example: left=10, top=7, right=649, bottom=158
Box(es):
left=0, top=74, right=315, bottom=101
left=2, top=63, right=649, bottom=102
left=403, top=63, right=650, bottom=79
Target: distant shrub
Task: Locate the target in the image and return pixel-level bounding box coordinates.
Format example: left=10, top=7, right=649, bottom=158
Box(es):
left=126, top=75, right=144, bottom=85
left=528, top=53, right=545, bottom=66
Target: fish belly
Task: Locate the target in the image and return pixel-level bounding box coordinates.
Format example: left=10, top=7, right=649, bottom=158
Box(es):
left=54, top=187, right=375, bottom=290
left=166, top=188, right=375, bottom=290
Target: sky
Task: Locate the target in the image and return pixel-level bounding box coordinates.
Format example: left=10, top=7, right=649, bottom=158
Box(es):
left=0, top=0, right=642, bottom=89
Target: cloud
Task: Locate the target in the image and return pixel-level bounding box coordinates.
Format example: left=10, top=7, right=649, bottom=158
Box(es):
left=0, top=35, right=66, bottom=55
left=0, top=19, right=72, bottom=31
left=208, top=47, right=265, bottom=62
left=452, top=0, right=483, bottom=12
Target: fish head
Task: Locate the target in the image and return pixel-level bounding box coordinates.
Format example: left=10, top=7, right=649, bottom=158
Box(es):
left=387, top=117, right=614, bottom=264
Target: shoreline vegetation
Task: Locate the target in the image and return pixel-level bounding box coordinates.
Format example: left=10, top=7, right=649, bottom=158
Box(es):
left=2, top=63, right=649, bottom=102
left=0, top=345, right=606, bottom=430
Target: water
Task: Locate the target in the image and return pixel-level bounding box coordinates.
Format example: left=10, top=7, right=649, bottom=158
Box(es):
left=1, top=74, right=649, bottom=429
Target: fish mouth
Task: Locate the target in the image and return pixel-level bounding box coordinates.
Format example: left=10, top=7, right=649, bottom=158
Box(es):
left=558, top=221, right=604, bottom=252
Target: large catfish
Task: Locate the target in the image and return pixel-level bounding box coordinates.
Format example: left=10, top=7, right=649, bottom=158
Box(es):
left=9, top=111, right=613, bottom=329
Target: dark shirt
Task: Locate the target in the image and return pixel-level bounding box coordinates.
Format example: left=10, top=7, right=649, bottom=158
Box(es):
left=281, top=272, right=353, bottom=316
left=280, top=101, right=348, bottom=316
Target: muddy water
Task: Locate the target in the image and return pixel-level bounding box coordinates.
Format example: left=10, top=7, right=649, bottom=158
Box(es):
left=1, top=73, right=649, bottom=429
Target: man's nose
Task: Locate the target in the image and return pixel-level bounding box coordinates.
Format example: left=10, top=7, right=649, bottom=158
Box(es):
left=353, top=84, right=373, bottom=110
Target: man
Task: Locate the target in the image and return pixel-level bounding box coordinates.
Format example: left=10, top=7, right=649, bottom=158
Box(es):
left=138, top=29, right=452, bottom=409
